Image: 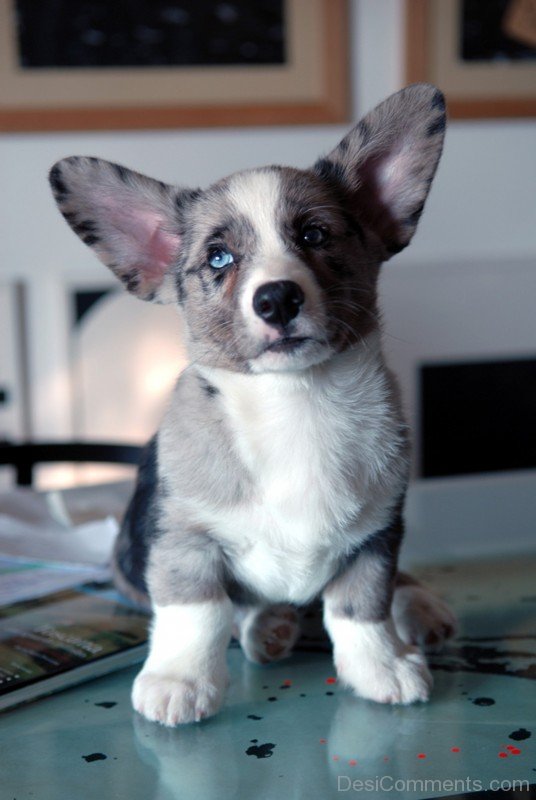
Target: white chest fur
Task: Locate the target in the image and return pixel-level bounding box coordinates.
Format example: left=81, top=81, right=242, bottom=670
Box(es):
left=199, top=336, right=408, bottom=603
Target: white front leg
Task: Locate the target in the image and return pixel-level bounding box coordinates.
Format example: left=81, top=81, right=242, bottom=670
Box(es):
left=324, top=606, right=432, bottom=705
left=133, top=597, right=233, bottom=726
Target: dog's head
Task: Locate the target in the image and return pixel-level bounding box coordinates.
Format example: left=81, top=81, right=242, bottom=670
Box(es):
left=49, top=84, right=445, bottom=374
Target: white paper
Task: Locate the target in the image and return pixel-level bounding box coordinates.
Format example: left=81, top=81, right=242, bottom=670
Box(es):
left=0, top=485, right=128, bottom=567
left=0, top=558, right=111, bottom=605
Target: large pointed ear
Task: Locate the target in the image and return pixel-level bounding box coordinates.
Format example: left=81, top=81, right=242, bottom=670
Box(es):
left=314, top=83, right=446, bottom=258
left=49, top=157, right=198, bottom=302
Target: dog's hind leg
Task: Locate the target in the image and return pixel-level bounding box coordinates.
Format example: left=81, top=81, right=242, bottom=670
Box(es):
left=392, top=572, right=457, bottom=651
left=234, top=604, right=301, bottom=664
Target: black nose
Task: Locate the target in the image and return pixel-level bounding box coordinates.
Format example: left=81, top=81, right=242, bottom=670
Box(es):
left=252, top=281, right=305, bottom=328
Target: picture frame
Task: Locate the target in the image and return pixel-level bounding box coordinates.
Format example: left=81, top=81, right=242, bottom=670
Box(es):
left=406, top=0, right=536, bottom=118
left=0, top=0, right=349, bottom=132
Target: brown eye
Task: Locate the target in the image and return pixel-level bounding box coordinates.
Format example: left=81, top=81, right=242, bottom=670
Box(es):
left=300, top=224, right=328, bottom=247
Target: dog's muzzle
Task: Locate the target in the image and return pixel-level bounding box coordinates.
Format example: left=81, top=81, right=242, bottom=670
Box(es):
left=252, top=281, right=305, bottom=329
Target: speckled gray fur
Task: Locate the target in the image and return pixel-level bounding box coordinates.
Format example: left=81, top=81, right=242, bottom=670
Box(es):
left=49, top=84, right=448, bottom=656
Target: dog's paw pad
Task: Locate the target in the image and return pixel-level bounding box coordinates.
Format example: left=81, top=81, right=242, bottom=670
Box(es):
left=132, top=671, right=225, bottom=726
left=240, top=605, right=300, bottom=664
left=392, top=585, right=457, bottom=651
left=338, top=646, right=433, bottom=705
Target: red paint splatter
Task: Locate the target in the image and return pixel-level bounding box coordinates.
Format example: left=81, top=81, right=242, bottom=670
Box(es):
left=319, top=739, right=327, bottom=744
left=282, top=679, right=292, bottom=686
left=383, top=756, right=389, bottom=762
left=332, top=755, right=340, bottom=762
left=498, top=752, right=508, bottom=758
left=451, top=747, right=460, bottom=753
left=417, top=753, right=426, bottom=759
left=348, top=759, right=357, bottom=766
left=326, top=677, right=337, bottom=684
left=507, top=746, right=521, bottom=755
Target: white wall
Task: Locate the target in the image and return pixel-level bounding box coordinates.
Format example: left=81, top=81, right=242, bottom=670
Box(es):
left=0, top=0, right=535, bottom=445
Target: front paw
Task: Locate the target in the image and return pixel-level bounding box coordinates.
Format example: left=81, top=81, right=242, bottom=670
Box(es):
left=132, top=670, right=226, bottom=726
left=337, top=646, right=433, bottom=705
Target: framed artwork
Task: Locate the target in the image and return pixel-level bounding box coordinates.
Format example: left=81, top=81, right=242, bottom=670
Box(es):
left=0, top=0, right=349, bottom=131
left=406, top=0, right=536, bottom=118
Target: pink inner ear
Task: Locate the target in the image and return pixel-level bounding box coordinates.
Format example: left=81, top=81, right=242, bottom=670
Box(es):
left=144, top=221, right=181, bottom=281
left=376, top=143, right=412, bottom=216
left=109, top=205, right=181, bottom=287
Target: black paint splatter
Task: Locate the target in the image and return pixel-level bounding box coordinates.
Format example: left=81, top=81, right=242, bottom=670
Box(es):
left=280, top=684, right=290, bottom=690
left=82, top=752, right=107, bottom=762
left=95, top=701, right=117, bottom=709
left=472, top=697, right=495, bottom=706
left=247, top=714, right=263, bottom=720
left=325, top=691, right=334, bottom=696
left=429, top=635, right=536, bottom=680
left=267, top=696, right=277, bottom=702
left=300, top=693, right=306, bottom=697
left=509, top=728, right=532, bottom=741
left=246, top=742, right=276, bottom=759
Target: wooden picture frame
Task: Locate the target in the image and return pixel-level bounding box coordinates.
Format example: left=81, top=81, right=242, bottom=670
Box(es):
left=406, top=0, right=536, bottom=118
left=0, top=0, right=349, bottom=132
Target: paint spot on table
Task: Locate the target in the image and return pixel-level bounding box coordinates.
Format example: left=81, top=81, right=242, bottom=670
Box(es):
left=319, top=738, right=327, bottom=744
left=506, top=746, right=522, bottom=755
left=417, top=753, right=426, bottom=759
left=94, top=701, right=117, bottom=709
left=267, top=696, right=277, bottom=702
left=498, top=751, right=508, bottom=758
left=451, top=747, right=461, bottom=753
left=348, top=759, right=357, bottom=766
left=246, top=742, right=275, bottom=759
left=332, top=755, right=340, bottom=762
left=325, top=677, right=337, bottom=684
left=325, top=691, right=334, bottom=696
left=300, top=693, right=306, bottom=697
left=472, top=696, right=495, bottom=706
left=247, top=714, right=262, bottom=720
left=82, top=752, right=107, bottom=763
left=431, top=637, right=536, bottom=680
left=509, top=728, right=532, bottom=741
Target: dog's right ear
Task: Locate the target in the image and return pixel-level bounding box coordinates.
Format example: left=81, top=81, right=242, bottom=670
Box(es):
left=49, top=157, right=198, bottom=303
left=313, top=84, right=446, bottom=259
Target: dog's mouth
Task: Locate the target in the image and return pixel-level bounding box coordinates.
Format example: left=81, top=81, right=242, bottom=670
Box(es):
left=262, top=336, right=311, bottom=354
left=250, top=334, right=332, bottom=372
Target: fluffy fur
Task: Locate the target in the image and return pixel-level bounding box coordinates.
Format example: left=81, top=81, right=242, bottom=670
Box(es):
left=49, top=84, right=456, bottom=726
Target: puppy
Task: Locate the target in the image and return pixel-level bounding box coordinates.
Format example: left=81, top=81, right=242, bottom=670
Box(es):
left=49, top=84, right=456, bottom=726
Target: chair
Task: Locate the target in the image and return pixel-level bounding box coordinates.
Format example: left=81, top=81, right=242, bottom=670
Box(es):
left=0, top=441, right=142, bottom=487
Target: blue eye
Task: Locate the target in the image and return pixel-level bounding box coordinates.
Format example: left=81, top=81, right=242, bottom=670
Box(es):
left=208, top=247, right=234, bottom=269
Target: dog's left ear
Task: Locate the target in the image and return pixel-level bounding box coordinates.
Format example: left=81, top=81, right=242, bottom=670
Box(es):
left=314, top=83, right=446, bottom=258
left=49, top=156, right=198, bottom=302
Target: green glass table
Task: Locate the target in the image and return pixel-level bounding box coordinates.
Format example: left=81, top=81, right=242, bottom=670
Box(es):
left=0, top=476, right=536, bottom=800
left=2, top=556, right=535, bottom=800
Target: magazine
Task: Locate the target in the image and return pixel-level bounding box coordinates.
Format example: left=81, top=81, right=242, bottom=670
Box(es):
left=0, top=576, right=148, bottom=712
